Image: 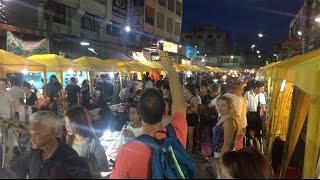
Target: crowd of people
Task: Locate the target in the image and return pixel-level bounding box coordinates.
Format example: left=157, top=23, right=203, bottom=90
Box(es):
left=0, top=54, right=275, bottom=179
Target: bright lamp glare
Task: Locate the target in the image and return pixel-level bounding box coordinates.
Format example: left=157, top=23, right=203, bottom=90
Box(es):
left=109, top=73, right=114, bottom=79
left=315, top=17, right=320, bottom=22
left=280, top=80, right=286, bottom=92
left=297, top=31, right=302, bottom=36
left=21, top=69, right=28, bottom=75
left=80, top=42, right=90, bottom=46
left=67, top=69, right=73, bottom=74
left=125, top=26, right=131, bottom=32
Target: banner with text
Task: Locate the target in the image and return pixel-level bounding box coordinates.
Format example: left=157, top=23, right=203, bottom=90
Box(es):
left=112, top=0, right=128, bottom=19
left=6, top=31, right=50, bottom=57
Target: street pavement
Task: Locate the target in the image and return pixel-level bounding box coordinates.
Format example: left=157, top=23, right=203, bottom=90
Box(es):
left=191, top=150, right=218, bottom=179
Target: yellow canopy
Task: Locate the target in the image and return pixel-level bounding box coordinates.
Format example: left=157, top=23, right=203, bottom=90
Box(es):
left=126, top=60, right=153, bottom=72
left=206, top=66, right=222, bottom=72
left=28, top=54, right=88, bottom=72
left=179, top=64, right=201, bottom=71
left=0, top=49, right=46, bottom=77
left=75, top=56, right=119, bottom=72
left=102, top=59, right=130, bottom=72
left=266, top=49, right=320, bottom=178
left=286, top=51, right=320, bottom=179
left=138, top=61, right=163, bottom=70
left=194, top=65, right=210, bottom=72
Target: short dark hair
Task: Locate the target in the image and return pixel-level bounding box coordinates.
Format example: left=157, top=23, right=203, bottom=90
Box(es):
left=137, top=88, right=165, bottom=125
left=221, top=147, right=274, bottom=179
left=22, top=82, right=32, bottom=89
left=254, top=81, right=264, bottom=88
left=162, top=82, right=170, bottom=91
left=211, top=83, right=221, bottom=92
left=200, top=80, right=208, bottom=87
left=129, top=101, right=137, bottom=109
left=184, top=83, right=196, bottom=96
left=70, top=77, right=76, bottom=83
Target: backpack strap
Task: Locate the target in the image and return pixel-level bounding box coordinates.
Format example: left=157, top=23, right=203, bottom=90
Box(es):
left=165, top=124, right=177, bottom=138
left=135, top=134, right=160, bottom=149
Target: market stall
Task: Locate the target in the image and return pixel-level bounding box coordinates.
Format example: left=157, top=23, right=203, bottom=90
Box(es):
left=27, top=54, right=89, bottom=88
left=137, top=61, right=164, bottom=80
left=0, top=50, right=46, bottom=85
left=265, top=49, right=320, bottom=178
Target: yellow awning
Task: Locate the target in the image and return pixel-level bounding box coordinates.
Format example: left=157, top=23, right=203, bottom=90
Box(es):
left=137, top=61, right=163, bottom=70
left=194, top=65, right=210, bottom=72
left=206, top=66, right=222, bottom=72
left=102, top=59, right=130, bottom=72
left=0, top=49, right=46, bottom=78
left=28, top=54, right=88, bottom=72
left=75, top=56, right=118, bottom=72
left=126, top=60, right=153, bottom=72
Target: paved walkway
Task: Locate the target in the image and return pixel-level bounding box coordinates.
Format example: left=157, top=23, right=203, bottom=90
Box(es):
left=191, top=151, right=218, bottom=179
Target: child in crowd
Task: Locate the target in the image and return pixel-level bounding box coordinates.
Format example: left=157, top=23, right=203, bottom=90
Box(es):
left=121, top=102, right=143, bottom=144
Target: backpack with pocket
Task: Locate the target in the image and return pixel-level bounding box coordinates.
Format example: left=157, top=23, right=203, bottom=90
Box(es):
left=136, top=125, right=195, bottom=179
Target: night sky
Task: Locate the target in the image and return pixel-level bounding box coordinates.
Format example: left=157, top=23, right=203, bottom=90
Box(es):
left=182, top=0, right=304, bottom=53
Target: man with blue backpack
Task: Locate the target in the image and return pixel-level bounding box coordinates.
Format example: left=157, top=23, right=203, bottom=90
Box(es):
left=110, top=53, right=195, bottom=179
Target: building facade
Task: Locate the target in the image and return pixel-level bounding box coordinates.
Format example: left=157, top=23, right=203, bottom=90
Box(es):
left=0, top=0, right=183, bottom=58
left=205, top=55, right=245, bottom=68
left=181, top=25, right=230, bottom=56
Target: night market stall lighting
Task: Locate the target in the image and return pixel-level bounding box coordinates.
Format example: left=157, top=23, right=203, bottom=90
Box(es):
left=80, top=42, right=90, bottom=46
left=21, top=69, right=28, bottom=75
left=280, top=80, right=287, bottom=92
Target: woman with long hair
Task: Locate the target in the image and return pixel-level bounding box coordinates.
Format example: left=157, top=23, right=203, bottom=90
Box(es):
left=212, top=96, right=238, bottom=159
left=184, top=83, right=202, bottom=153
left=64, top=106, right=109, bottom=177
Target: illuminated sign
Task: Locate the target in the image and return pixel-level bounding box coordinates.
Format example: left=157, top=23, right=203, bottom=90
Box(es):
left=186, top=45, right=197, bottom=59
left=163, top=41, right=178, bottom=53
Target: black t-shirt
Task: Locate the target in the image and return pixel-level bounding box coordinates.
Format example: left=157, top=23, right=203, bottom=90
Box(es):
left=29, top=142, right=92, bottom=179
left=65, top=83, right=80, bottom=104
left=81, top=86, right=90, bottom=100
left=26, top=92, right=38, bottom=113
left=44, top=82, right=62, bottom=99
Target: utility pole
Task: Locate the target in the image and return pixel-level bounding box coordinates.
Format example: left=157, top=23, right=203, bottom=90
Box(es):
left=46, top=0, right=54, bottom=53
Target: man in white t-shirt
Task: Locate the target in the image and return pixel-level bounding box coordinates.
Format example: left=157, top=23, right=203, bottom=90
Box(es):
left=244, top=81, right=266, bottom=136
left=209, top=82, right=247, bottom=150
